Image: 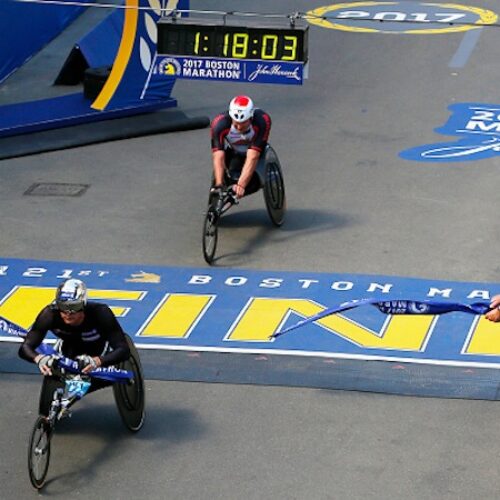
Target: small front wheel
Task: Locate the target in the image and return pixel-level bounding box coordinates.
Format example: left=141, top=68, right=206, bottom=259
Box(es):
left=202, top=209, right=218, bottom=264
left=28, top=416, right=52, bottom=490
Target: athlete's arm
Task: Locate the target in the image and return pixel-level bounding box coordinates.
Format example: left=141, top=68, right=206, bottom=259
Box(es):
left=249, top=110, right=271, bottom=153
left=18, top=307, right=52, bottom=363
left=210, top=113, right=231, bottom=187
left=212, top=150, right=226, bottom=187
left=234, top=110, right=272, bottom=198
left=96, top=306, right=130, bottom=367
left=233, top=149, right=260, bottom=198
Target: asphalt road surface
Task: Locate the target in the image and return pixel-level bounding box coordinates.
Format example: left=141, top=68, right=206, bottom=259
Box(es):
left=1, top=0, right=499, bottom=498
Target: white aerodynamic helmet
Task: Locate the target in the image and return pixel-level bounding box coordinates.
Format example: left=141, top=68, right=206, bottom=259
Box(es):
left=228, top=95, right=254, bottom=123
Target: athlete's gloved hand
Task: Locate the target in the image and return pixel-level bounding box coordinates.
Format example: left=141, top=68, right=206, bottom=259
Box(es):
left=210, top=185, right=224, bottom=202
left=231, top=183, right=245, bottom=199
left=36, top=354, right=58, bottom=376
left=76, top=354, right=101, bottom=373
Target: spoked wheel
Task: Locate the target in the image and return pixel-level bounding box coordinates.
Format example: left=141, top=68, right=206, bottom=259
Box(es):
left=28, top=416, right=52, bottom=490
left=263, top=152, right=286, bottom=227
left=113, top=335, right=145, bottom=432
left=202, top=208, right=218, bottom=265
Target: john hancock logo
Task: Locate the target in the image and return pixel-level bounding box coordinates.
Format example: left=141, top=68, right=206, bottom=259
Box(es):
left=400, top=103, right=500, bottom=162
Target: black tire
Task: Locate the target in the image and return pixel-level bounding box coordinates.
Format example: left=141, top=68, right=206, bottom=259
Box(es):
left=202, top=208, right=218, bottom=264
left=28, top=416, right=51, bottom=490
left=263, top=149, right=286, bottom=227
left=113, top=335, right=145, bottom=432
left=39, top=377, right=64, bottom=417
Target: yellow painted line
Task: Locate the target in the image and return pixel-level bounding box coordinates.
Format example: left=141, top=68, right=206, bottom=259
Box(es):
left=433, top=3, right=498, bottom=24
left=91, top=0, right=139, bottom=110
left=306, top=2, right=498, bottom=35
left=406, top=3, right=497, bottom=34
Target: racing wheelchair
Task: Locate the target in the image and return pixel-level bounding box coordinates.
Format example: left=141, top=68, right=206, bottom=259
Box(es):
left=28, top=335, right=145, bottom=490
left=202, top=144, right=286, bottom=264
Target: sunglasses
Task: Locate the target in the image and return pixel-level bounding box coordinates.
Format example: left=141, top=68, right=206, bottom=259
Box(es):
left=58, top=305, right=84, bottom=314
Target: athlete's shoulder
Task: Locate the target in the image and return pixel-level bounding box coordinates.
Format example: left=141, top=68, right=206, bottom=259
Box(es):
left=253, top=108, right=271, bottom=124
left=87, top=302, right=123, bottom=325
left=31, top=304, right=58, bottom=329
left=211, top=112, right=231, bottom=129
left=85, top=301, right=113, bottom=316
left=84, top=301, right=114, bottom=320
left=39, top=304, right=58, bottom=318
left=254, top=108, right=269, bottom=117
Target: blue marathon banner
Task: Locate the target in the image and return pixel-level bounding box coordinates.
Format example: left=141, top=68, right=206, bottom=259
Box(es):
left=155, top=56, right=306, bottom=85
left=272, top=299, right=491, bottom=338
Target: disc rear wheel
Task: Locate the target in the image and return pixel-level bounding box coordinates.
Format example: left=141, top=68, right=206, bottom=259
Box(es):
left=113, top=335, right=145, bottom=432
left=264, top=159, right=286, bottom=227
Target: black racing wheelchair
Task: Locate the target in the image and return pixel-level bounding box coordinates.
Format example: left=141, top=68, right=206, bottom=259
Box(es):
left=28, top=335, right=145, bottom=490
left=202, top=144, right=286, bottom=264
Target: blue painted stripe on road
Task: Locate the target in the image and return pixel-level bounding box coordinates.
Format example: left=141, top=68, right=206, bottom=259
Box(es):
left=449, top=28, right=483, bottom=68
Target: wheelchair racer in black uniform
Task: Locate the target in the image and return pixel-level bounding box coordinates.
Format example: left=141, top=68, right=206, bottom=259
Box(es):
left=210, top=95, right=272, bottom=199
left=19, top=279, right=131, bottom=415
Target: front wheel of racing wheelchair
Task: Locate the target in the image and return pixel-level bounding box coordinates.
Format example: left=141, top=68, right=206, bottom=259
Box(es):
left=202, top=202, right=219, bottom=265
left=259, top=145, right=286, bottom=227
left=202, top=183, right=238, bottom=265
left=113, top=334, right=146, bottom=432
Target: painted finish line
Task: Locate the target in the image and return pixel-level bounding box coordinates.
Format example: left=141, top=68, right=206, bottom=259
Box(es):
left=0, top=258, right=499, bottom=368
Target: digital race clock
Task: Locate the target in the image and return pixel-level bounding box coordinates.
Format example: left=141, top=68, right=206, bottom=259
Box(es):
left=157, top=18, right=308, bottom=63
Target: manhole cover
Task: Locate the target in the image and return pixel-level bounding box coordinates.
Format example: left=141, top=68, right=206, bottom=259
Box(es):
left=24, top=183, right=90, bottom=197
